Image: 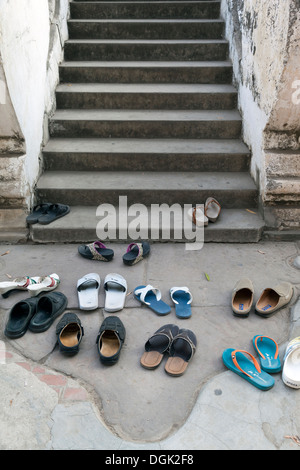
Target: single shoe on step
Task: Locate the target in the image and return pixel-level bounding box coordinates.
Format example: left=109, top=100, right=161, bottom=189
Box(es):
left=231, top=278, right=254, bottom=317
left=255, top=282, right=293, bottom=317
left=187, top=205, right=208, bottom=227
left=56, top=312, right=84, bottom=355
left=204, top=197, right=221, bottom=222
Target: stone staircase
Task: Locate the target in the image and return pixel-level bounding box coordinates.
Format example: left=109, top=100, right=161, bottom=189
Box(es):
left=32, top=0, right=265, bottom=243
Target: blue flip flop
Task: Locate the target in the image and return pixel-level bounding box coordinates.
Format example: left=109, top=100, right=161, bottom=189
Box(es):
left=134, top=285, right=171, bottom=315
left=252, top=335, right=281, bottom=373
left=222, top=348, right=275, bottom=391
left=170, top=287, right=193, bottom=319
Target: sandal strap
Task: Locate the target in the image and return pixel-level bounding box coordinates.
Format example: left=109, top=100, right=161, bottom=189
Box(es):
left=170, top=286, right=192, bottom=304
left=231, top=349, right=261, bottom=378
left=87, top=242, right=109, bottom=262
left=126, top=242, right=144, bottom=265
left=254, top=336, right=279, bottom=360
left=135, top=284, right=161, bottom=305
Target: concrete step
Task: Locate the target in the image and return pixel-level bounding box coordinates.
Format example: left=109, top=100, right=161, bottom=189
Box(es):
left=68, top=19, right=224, bottom=40
left=30, top=205, right=264, bottom=244
left=70, top=1, right=222, bottom=20
left=56, top=83, right=237, bottom=110
left=43, top=138, right=250, bottom=172
left=49, top=109, right=242, bottom=139
left=64, top=39, right=228, bottom=61
left=36, top=171, right=258, bottom=207
left=59, top=60, right=233, bottom=84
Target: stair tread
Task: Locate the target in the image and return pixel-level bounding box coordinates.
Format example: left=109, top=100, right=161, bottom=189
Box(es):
left=56, top=83, right=236, bottom=93
left=68, top=19, right=224, bottom=24
left=60, top=60, right=232, bottom=67
left=37, top=171, right=257, bottom=191
left=44, top=138, right=249, bottom=154
left=51, top=109, right=242, bottom=120
left=66, top=38, right=227, bottom=44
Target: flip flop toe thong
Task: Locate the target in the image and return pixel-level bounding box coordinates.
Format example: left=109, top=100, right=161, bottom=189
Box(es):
left=170, top=287, right=192, bottom=319
left=222, top=348, right=275, bottom=390
left=252, top=335, right=281, bottom=373
left=134, top=285, right=171, bottom=315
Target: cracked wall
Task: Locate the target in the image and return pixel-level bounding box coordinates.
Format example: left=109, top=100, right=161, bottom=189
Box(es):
left=221, top=0, right=300, bottom=229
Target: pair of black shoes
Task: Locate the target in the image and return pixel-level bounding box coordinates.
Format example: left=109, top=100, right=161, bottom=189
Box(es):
left=56, top=314, right=125, bottom=365
left=5, top=292, right=68, bottom=339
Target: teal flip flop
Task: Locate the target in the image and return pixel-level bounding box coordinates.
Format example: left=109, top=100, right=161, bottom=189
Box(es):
left=170, top=287, right=193, bottom=319
left=134, top=285, right=171, bottom=315
left=222, top=348, right=275, bottom=391
left=252, top=335, right=281, bottom=373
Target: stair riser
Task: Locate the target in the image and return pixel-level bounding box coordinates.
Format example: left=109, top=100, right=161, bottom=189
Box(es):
left=70, top=2, right=221, bottom=20
left=36, top=188, right=257, bottom=208
left=49, top=119, right=242, bottom=139
left=56, top=91, right=237, bottom=110
left=59, top=64, right=233, bottom=84
left=43, top=152, right=250, bottom=172
left=64, top=42, right=228, bottom=61
left=68, top=21, right=224, bottom=40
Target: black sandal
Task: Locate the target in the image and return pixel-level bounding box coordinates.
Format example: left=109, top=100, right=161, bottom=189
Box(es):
left=165, top=329, right=197, bottom=376
left=56, top=313, right=84, bottom=355
left=37, top=203, right=70, bottom=225
left=4, top=297, right=39, bottom=339
left=122, top=241, right=150, bottom=266
left=140, top=324, right=179, bottom=369
left=96, top=316, right=126, bottom=365
left=78, top=240, right=114, bottom=262
left=26, top=203, right=52, bottom=225
left=29, top=292, right=68, bottom=333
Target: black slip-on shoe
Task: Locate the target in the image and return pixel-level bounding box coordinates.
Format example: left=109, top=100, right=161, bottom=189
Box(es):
left=29, top=291, right=68, bottom=333
left=56, top=312, right=84, bottom=355
left=96, top=316, right=126, bottom=365
left=5, top=297, right=39, bottom=339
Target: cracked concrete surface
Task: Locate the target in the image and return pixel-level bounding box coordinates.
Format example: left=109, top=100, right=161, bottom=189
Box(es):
left=0, top=241, right=300, bottom=450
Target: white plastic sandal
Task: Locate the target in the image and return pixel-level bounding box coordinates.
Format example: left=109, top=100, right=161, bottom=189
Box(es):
left=282, top=337, right=300, bottom=389
left=187, top=206, right=208, bottom=227
left=0, top=276, right=40, bottom=298
left=204, top=197, right=221, bottom=222
left=77, top=273, right=100, bottom=311
left=104, top=273, right=127, bottom=312
left=27, top=273, right=60, bottom=297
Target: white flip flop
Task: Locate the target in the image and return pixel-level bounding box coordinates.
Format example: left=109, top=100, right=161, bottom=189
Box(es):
left=77, top=273, right=100, bottom=311
left=187, top=206, right=208, bottom=227
left=104, top=273, right=127, bottom=312
left=282, top=337, right=300, bottom=389
left=27, top=273, right=60, bottom=297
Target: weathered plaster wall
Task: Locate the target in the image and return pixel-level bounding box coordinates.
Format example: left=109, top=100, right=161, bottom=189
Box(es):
left=221, top=0, right=300, bottom=229
left=0, top=0, right=69, bottom=240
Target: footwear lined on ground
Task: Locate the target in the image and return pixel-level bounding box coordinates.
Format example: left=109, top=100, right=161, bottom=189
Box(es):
left=78, top=240, right=114, bottom=262
left=252, top=335, right=281, bottom=373
left=56, top=312, right=84, bottom=355
left=222, top=348, right=275, bottom=391
left=255, top=282, right=293, bottom=317
left=231, top=278, right=254, bottom=317
left=140, top=324, right=179, bottom=370
left=96, top=316, right=126, bottom=365
left=28, top=292, right=68, bottom=333
left=77, top=273, right=100, bottom=310
left=165, top=328, right=197, bottom=377
left=170, top=287, right=193, bottom=319
left=4, top=297, right=39, bottom=339
left=282, top=337, right=300, bottom=389
left=134, top=284, right=171, bottom=315
left=122, top=241, right=150, bottom=266
left=27, top=273, right=60, bottom=297
left=104, top=273, right=127, bottom=312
